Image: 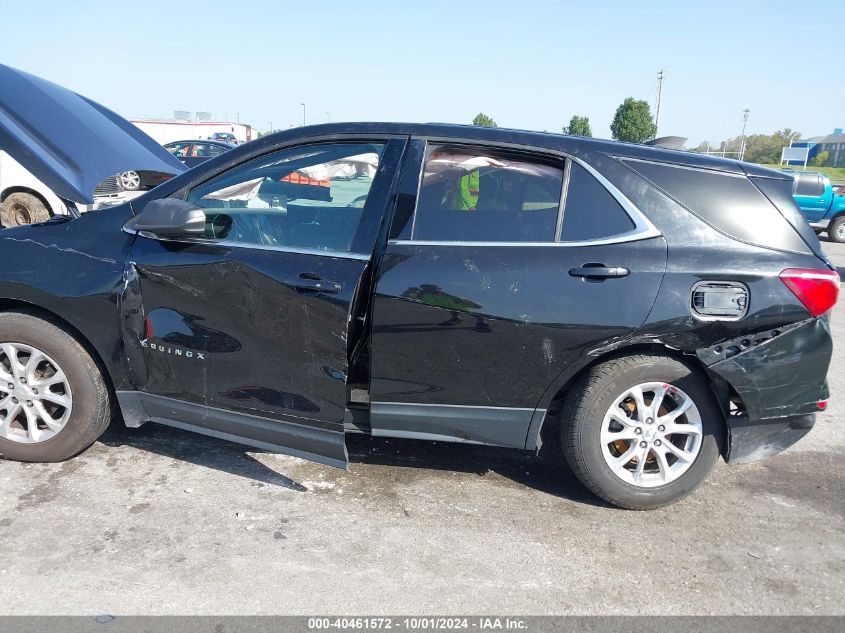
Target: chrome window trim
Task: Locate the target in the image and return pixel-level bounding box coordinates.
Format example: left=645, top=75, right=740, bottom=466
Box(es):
left=387, top=229, right=659, bottom=248
left=122, top=226, right=370, bottom=261
left=553, top=158, right=572, bottom=241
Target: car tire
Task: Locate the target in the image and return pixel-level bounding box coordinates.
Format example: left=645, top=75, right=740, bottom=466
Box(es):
left=1, top=192, right=51, bottom=227
left=119, top=171, right=141, bottom=191
left=0, top=311, right=112, bottom=462
left=561, top=354, right=722, bottom=510
left=828, top=216, right=845, bottom=243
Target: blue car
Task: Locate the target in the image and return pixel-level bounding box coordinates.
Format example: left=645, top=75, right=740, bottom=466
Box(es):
left=788, top=170, right=845, bottom=242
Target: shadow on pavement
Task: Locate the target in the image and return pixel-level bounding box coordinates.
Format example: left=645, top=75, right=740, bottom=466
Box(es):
left=98, top=418, right=607, bottom=507
left=99, top=423, right=307, bottom=492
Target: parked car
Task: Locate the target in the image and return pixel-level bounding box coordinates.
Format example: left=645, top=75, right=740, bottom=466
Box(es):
left=117, top=169, right=173, bottom=192
left=0, top=64, right=837, bottom=510
left=1, top=151, right=125, bottom=227
left=165, top=140, right=234, bottom=168
left=787, top=170, right=845, bottom=242
left=209, top=132, right=239, bottom=145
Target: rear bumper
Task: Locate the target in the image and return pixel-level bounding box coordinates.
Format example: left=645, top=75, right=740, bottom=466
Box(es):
left=701, top=318, right=832, bottom=463
left=724, top=413, right=816, bottom=463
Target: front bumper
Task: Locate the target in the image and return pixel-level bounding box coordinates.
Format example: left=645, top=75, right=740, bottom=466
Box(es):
left=699, top=318, right=832, bottom=463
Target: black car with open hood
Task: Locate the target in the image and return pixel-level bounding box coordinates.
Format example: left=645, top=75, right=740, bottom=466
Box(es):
left=0, top=65, right=836, bottom=510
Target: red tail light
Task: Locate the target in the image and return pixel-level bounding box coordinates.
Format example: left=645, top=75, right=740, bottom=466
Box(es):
left=779, top=268, right=840, bottom=317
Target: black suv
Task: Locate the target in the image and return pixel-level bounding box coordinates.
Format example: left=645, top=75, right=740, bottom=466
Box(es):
left=0, top=65, right=837, bottom=509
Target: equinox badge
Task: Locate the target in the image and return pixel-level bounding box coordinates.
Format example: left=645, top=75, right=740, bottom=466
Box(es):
left=142, top=340, right=206, bottom=360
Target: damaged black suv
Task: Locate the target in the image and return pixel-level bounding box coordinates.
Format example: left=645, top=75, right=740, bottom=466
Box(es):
left=0, top=65, right=837, bottom=509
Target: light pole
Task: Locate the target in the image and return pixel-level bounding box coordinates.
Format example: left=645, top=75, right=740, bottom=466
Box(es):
left=300, top=103, right=306, bottom=126
left=739, top=108, right=750, bottom=161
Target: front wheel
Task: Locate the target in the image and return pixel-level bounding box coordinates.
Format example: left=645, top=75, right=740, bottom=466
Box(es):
left=561, top=354, right=722, bottom=510
left=119, top=171, right=141, bottom=191
left=0, top=311, right=112, bottom=462
left=828, top=216, right=845, bottom=243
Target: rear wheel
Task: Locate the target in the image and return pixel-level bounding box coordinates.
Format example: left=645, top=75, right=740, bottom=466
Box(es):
left=0, top=312, right=112, bottom=462
left=561, top=354, right=722, bottom=510
left=1, top=192, right=51, bottom=227
left=828, top=216, right=845, bottom=243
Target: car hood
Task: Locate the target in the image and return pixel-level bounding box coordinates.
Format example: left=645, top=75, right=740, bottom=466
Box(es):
left=0, top=64, right=186, bottom=204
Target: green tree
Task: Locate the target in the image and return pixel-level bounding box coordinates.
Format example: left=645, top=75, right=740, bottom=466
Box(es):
left=472, top=113, right=498, bottom=128
left=610, top=98, right=657, bottom=143
left=811, top=150, right=830, bottom=167
left=563, top=115, right=592, bottom=137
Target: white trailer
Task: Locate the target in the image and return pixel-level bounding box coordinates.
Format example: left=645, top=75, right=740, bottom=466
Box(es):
left=130, top=119, right=259, bottom=145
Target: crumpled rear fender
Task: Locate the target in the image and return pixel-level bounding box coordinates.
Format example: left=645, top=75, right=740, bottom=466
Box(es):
left=697, top=317, right=831, bottom=462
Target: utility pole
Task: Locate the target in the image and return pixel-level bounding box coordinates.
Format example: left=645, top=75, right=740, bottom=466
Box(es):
left=269, top=121, right=273, bottom=133
left=236, top=112, right=240, bottom=124
left=326, top=112, right=331, bottom=122
left=301, top=103, right=306, bottom=126
left=739, top=108, right=750, bottom=161
left=654, top=69, right=665, bottom=137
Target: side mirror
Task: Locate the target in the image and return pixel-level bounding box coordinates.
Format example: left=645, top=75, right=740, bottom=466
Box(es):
left=124, top=198, right=206, bottom=237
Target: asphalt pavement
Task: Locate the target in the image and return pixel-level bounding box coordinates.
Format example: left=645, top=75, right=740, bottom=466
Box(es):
left=0, top=241, right=843, bottom=615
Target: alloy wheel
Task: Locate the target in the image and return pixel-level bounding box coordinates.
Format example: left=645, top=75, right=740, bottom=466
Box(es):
left=836, top=222, right=845, bottom=241
left=0, top=343, right=73, bottom=444
left=119, top=171, right=141, bottom=190
left=600, top=381, right=703, bottom=488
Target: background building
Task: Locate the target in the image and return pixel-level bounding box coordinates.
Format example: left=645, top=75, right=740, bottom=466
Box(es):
left=130, top=111, right=259, bottom=145
left=791, top=128, right=845, bottom=166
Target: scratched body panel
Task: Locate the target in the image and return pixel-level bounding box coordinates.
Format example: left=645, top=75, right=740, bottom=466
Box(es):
left=124, top=236, right=368, bottom=430
left=0, top=207, right=134, bottom=388
left=370, top=239, right=667, bottom=410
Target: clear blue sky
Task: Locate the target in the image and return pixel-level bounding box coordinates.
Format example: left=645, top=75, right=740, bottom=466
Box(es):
left=3, top=0, right=842, bottom=144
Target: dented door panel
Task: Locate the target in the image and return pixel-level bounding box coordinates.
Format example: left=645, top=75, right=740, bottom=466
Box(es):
left=370, top=238, right=668, bottom=413
left=124, top=237, right=368, bottom=431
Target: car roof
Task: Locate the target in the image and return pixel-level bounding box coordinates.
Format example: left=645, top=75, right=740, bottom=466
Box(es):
left=252, top=122, right=787, bottom=180
left=165, top=139, right=234, bottom=148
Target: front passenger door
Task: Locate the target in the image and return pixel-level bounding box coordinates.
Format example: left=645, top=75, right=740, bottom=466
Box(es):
left=124, top=138, right=406, bottom=465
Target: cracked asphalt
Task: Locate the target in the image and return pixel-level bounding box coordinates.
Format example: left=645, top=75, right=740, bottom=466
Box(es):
left=0, top=243, right=844, bottom=616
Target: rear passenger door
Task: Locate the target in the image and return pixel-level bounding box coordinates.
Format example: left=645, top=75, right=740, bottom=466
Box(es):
left=368, top=141, right=667, bottom=448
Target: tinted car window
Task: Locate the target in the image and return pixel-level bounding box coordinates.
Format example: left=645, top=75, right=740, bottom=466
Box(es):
left=561, top=163, right=634, bottom=241
left=194, top=143, right=225, bottom=158
left=625, top=159, right=810, bottom=254
left=794, top=174, right=824, bottom=196
left=186, top=143, right=384, bottom=253
left=412, top=149, right=563, bottom=242
left=166, top=142, right=192, bottom=158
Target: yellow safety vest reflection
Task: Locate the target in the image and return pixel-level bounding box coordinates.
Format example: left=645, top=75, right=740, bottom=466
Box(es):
left=456, top=170, right=480, bottom=210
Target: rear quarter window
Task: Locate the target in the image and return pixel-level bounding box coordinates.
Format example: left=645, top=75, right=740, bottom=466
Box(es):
left=622, top=159, right=810, bottom=254
left=561, top=162, right=635, bottom=241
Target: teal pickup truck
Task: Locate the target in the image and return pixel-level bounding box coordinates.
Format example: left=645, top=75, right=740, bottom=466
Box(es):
left=788, top=170, right=845, bottom=242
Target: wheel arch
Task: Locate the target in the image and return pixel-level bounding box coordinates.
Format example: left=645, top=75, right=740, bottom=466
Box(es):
left=529, top=342, right=734, bottom=457
left=0, top=298, right=118, bottom=399
left=0, top=187, right=56, bottom=216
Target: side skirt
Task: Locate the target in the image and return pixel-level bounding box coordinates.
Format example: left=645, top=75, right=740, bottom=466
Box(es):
left=116, top=391, right=348, bottom=469
left=369, top=401, right=544, bottom=449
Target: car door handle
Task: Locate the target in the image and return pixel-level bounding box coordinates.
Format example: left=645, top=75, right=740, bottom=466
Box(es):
left=283, top=276, right=342, bottom=293
left=569, top=264, right=630, bottom=280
